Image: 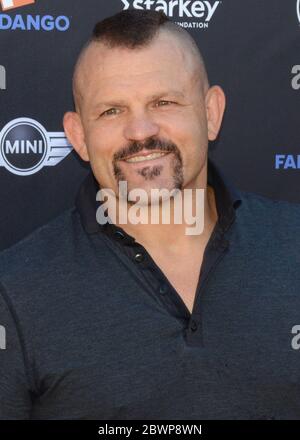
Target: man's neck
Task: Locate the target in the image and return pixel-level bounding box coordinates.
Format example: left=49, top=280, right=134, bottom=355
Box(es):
left=114, top=183, right=218, bottom=254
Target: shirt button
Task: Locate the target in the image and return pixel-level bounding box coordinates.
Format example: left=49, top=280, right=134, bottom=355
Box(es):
left=134, top=252, right=144, bottom=263
left=190, top=320, right=198, bottom=332
left=159, top=284, right=168, bottom=295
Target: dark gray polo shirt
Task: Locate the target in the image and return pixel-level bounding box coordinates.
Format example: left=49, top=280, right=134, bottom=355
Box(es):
left=0, top=158, right=300, bottom=420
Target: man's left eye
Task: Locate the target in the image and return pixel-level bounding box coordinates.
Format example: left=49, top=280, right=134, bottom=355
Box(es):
left=156, top=100, right=175, bottom=106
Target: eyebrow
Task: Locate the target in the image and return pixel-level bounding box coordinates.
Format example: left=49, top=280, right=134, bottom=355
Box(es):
left=92, top=90, right=185, bottom=109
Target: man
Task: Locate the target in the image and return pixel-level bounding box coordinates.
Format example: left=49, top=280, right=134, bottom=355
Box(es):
left=0, top=9, right=300, bottom=420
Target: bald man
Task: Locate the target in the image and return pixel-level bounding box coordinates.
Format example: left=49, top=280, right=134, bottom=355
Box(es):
left=1, top=9, right=300, bottom=420
left=63, top=11, right=224, bottom=313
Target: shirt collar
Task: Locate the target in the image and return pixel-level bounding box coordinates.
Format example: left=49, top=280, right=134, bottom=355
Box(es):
left=75, top=157, right=242, bottom=236
left=207, top=157, right=242, bottom=232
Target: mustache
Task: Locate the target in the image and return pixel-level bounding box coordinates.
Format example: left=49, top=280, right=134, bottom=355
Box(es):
left=113, top=137, right=179, bottom=162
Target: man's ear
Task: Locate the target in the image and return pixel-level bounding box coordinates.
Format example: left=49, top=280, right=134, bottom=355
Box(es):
left=63, top=111, right=89, bottom=162
left=205, top=85, right=226, bottom=141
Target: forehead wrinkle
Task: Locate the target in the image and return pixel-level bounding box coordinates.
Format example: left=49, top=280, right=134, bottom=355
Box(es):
left=92, top=88, right=187, bottom=111
left=72, top=27, right=209, bottom=113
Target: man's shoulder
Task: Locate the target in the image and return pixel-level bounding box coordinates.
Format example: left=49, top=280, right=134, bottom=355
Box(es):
left=237, top=189, right=300, bottom=236
left=239, top=189, right=300, bottom=215
left=0, top=207, right=79, bottom=280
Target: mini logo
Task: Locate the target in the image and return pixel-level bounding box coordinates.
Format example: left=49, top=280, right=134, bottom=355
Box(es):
left=0, top=0, right=34, bottom=11
left=0, top=118, right=73, bottom=176
left=0, top=64, right=5, bottom=89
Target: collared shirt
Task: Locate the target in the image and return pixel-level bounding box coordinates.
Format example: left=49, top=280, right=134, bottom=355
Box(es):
left=0, top=158, right=300, bottom=419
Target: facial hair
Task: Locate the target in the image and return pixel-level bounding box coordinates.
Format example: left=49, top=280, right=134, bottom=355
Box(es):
left=112, top=136, right=184, bottom=202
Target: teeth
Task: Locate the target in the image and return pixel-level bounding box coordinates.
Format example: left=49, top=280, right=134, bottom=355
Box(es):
left=125, top=152, right=167, bottom=163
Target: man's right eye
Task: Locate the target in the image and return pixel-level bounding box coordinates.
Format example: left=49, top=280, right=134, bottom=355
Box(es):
left=100, top=108, right=119, bottom=117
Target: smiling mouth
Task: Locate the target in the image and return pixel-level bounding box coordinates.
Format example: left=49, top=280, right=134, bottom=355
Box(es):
left=122, top=151, right=170, bottom=163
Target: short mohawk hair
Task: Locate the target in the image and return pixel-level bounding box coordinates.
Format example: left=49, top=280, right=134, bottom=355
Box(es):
left=92, top=9, right=170, bottom=48
left=72, top=9, right=210, bottom=112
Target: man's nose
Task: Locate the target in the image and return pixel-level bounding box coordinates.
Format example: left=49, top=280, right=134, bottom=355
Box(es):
left=123, top=111, right=160, bottom=141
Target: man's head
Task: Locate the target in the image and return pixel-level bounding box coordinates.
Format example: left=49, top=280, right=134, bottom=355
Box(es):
left=63, top=9, right=225, bottom=199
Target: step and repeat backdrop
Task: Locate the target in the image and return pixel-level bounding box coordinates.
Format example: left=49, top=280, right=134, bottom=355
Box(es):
left=0, top=0, right=299, bottom=250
